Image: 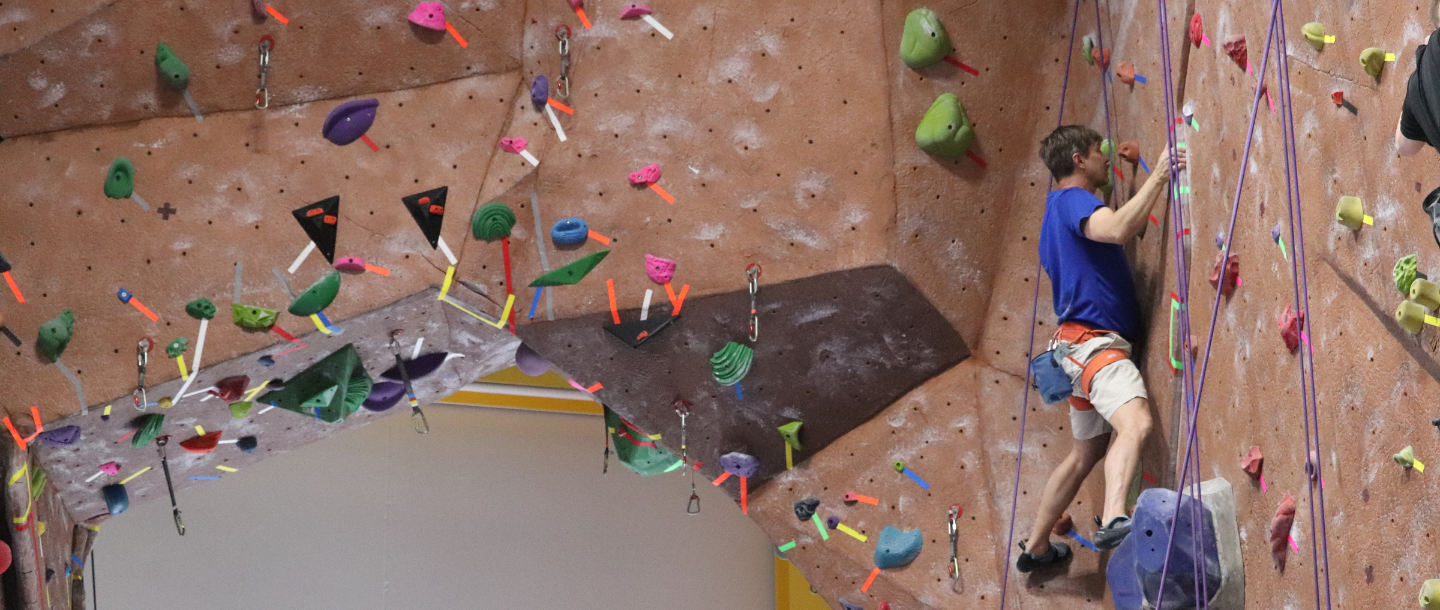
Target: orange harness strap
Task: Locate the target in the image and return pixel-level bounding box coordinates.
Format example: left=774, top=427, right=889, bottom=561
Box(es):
left=1055, top=322, right=1129, bottom=411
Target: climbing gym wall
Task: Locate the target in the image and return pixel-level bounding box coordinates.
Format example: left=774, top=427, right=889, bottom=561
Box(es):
left=0, top=0, right=1433, bottom=607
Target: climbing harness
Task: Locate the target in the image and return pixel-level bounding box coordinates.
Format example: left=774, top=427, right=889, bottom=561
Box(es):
left=746, top=263, right=762, bottom=342
left=676, top=399, right=700, bottom=514
left=947, top=504, right=962, bottom=590
left=133, top=338, right=152, bottom=410
left=155, top=436, right=185, bottom=536
left=389, top=331, right=429, bottom=434
left=255, top=37, right=273, bottom=109
left=555, top=25, right=572, bottom=99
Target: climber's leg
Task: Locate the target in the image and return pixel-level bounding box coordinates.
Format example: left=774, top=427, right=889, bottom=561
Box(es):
left=1020, top=430, right=1109, bottom=560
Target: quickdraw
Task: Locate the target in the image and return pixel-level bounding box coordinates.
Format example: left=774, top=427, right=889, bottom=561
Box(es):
left=133, top=338, right=153, bottom=410
left=255, top=37, right=273, bottom=109
left=156, top=436, right=185, bottom=535
left=746, top=263, right=762, bottom=341
left=555, top=25, right=572, bottom=99
left=676, top=399, right=699, bottom=514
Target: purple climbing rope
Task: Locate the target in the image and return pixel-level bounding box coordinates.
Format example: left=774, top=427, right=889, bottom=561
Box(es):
left=997, top=1, right=1082, bottom=607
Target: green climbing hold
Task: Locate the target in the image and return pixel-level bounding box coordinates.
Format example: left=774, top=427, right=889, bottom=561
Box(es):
left=1420, top=579, right=1440, bottom=610
left=37, top=309, right=75, bottom=363
left=471, top=202, right=517, bottom=242
left=229, top=401, right=253, bottom=419
left=604, top=406, right=682, bottom=476
left=529, top=250, right=611, bottom=287
left=778, top=421, right=803, bottom=451
left=104, top=158, right=135, bottom=199
left=185, top=298, right=216, bottom=320
left=915, top=93, right=975, bottom=158
left=288, top=271, right=341, bottom=316
left=899, top=8, right=952, bottom=70
left=1301, top=22, right=1326, bottom=51
left=1360, top=47, right=1386, bottom=79
left=257, top=344, right=373, bottom=423
left=132, top=413, right=165, bottom=448
left=1395, top=254, right=1419, bottom=295
left=154, top=43, right=190, bottom=90
left=165, top=337, right=188, bottom=358
left=1398, top=300, right=1427, bottom=335
left=1081, top=35, right=1097, bottom=66
left=1395, top=445, right=1417, bottom=468
left=232, top=303, right=279, bottom=330
left=710, top=341, right=755, bottom=386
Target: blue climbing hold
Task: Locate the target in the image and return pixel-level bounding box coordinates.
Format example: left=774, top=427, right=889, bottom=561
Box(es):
left=551, top=218, right=588, bottom=246
left=237, top=436, right=258, bottom=453
left=102, top=484, right=129, bottom=516
left=531, top=75, right=549, bottom=108
left=874, top=526, right=923, bottom=569
left=1107, top=487, right=1221, bottom=610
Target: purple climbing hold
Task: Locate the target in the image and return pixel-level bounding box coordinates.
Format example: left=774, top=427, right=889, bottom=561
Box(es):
left=38, top=426, right=81, bottom=446
left=322, top=99, right=380, bottom=146
left=364, top=381, right=406, bottom=412
left=826, top=515, right=840, bottom=529
left=531, top=75, right=549, bottom=108
left=1271, top=224, right=1283, bottom=242
left=1214, top=232, right=1225, bottom=249
left=515, top=343, right=552, bottom=376
left=720, top=452, right=759, bottom=478
left=381, top=352, right=459, bottom=381
left=840, top=599, right=863, bottom=610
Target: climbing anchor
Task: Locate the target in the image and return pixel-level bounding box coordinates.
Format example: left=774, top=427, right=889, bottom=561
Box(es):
left=676, top=399, right=699, bottom=514
left=948, top=504, right=963, bottom=591
left=133, top=338, right=153, bottom=410
left=746, top=263, right=762, bottom=342
left=255, top=37, right=273, bottom=109
left=555, top=25, right=572, bottom=99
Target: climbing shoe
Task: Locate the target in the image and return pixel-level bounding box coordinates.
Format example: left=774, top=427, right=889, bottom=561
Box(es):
left=1094, top=516, right=1133, bottom=551
left=1015, top=541, right=1071, bottom=573
left=1422, top=186, right=1440, bottom=250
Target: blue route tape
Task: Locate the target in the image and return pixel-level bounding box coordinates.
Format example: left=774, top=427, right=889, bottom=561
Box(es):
left=903, top=467, right=931, bottom=490
left=529, top=287, right=541, bottom=319
left=1068, top=530, right=1099, bottom=552
left=735, top=382, right=743, bottom=400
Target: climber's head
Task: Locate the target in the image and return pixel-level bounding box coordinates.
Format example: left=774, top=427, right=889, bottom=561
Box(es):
left=1040, top=125, right=1107, bottom=187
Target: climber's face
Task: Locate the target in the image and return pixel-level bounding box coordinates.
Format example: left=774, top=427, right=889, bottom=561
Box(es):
left=1074, top=142, right=1110, bottom=190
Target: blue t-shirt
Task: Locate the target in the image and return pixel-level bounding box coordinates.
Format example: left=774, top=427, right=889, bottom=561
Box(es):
left=1038, top=187, right=1141, bottom=341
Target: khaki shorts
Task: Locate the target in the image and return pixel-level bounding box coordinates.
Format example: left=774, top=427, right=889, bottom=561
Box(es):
left=1052, top=333, right=1149, bottom=440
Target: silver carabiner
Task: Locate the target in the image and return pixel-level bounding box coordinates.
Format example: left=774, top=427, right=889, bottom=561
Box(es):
left=746, top=264, right=762, bottom=342
left=555, top=25, right=571, bottom=99
left=255, top=37, right=272, bottom=109
left=134, top=338, right=152, bottom=410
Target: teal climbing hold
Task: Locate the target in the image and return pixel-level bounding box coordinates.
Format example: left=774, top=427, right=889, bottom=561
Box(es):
left=915, top=93, right=975, bottom=158
left=874, top=526, right=923, bottom=569
left=899, top=8, right=953, bottom=69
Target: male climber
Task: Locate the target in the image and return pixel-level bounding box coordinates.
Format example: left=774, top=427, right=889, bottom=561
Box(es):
left=1393, top=27, right=1440, bottom=248
left=1014, top=125, right=1186, bottom=573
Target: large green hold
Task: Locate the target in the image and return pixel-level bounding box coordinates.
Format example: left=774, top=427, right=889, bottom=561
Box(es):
left=1396, top=254, right=1419, bottom=295
left=37, top=309, right=75, bottom=363
left=604, top=406, right=681, bottom=476
left=154, top=43, right=190, bottom=90
left=1360, top=47, right=1386, bottom=79
left=471, top=202, right=516, bottom=242
left=132, top=414, right=165, bottom=448
left=899, top=8, right=952, bottom=69
left=288, top=271, right=341, bottom=316
left=257, top=344, right=373, bottom=423
left=529, top=250, right=610, bottom=287
left=232, top=303, right=279, bottom=330
left=710, top=341, right=755, bottom=386
left=1301, top=22, right=1326, bottom=51
left=915, top=93, right=975, bottom=158
left=185, top=297, right=216, bottom=320
left=104, top=158, right=135, bottom=199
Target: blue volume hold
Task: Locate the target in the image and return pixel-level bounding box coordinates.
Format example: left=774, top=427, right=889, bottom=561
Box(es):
left=551, top=218, right=588, bottom=246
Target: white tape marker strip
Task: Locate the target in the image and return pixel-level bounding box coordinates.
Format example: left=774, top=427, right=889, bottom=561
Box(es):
left=172, top=319, right=209, bottom=406
left=520, top=150, right=540, bottom=166
left=545, top=105, right=568, bottom=142
left=288, top=241, right=316, bottom=274
left=130, top=192, right=151, bottom=212
left=641, top=289, right=652, bottom=321
left=412, top=337, right=424, bottom=360
left=85, top=471, right=106, bottom=483
left=437, top=237, right=459, bottom=266
left=181, top=89, right=205, bottom=122
left=641, top=15, right=674, bottom=39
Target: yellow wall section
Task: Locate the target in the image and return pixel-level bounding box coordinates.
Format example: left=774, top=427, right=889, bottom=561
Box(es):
left=775, top=556, right=830, bottom=610
left=442, top=367, right=603, bottom=415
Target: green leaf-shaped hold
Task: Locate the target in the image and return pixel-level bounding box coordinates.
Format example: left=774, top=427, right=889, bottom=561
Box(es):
left=1396, top=254, right=1419, bottom=295
left=37, top=309, right=75, bottom=363
left=899, top=8, right=952, bottom=69
left=132, top=413, right=165, bottom=448
left=1360, top=47, right=1386, bottom=79
left=229, top=401, right=253, bottom=419
left=529, top=250, right=610, bottom=287
left=185, top=297, right=216, bottom=320
left=104, top=158, right=135, bottom=199
left=915, top=93, right=975, bottom=158
left=258, top=344, right=372, bottom=423
left=154, top=42, right=190, bottom=90
left=778, top=421, right=803, bottom=451
left=710, top=341, right=755, bottom=386
left=471, top=202, right=516, bottom=242
left=165, top=337, right=188, bottom=358
left=288, top=271, right=341, bottom=316
left=232, top=303, right=280, bottom=330
left=1301, top=22, right=1326, bottom=51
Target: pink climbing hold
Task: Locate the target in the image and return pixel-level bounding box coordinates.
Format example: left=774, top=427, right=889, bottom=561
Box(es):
left=408, top=2, right=447, bottom=31
left=335, top=256, right=367, bottom=274
left=1240, top=446, right=1263, bottom=478
left=629, top=163, right=662, bottom=185
left=1279, top=304, right=1304, bottom=353
left=1223, top=35, right=1247, bottom=70
left=1269, top=493, right=1296, bottom=572
left=620, top=3, right=653, bottom=18
left=100, top=461, right=121, bottom=475
left=569, top=0, right=583, bottom=7
left=645, top=254, right=676, bottom=284
left=499, top=137, right=528, bottom=154
left=1208, top=252, right=1239, bottom=296
left=1188, top=13, right=1203, bottom=48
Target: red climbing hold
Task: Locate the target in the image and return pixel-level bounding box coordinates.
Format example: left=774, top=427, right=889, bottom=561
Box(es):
left=1091, top=46, right=1112, bottom=71
left=1051, top=512, right=1074, bottom=536
left=1279, top=304, right=1304, bottom=353
left=1208, top=252, right=1239, bottom=296
left=1269, top=493, right=1296, bottom=572
left=1332, top=91, right=1345, bottom=106
left=1240, top=446, right=1263, bottom=478
left=1116, top=61, right=1136, bottom=85
left=1223, top=35, right=1247, bottom=70
left=1189, top=13, right=1203, bottom=48
left=179, top=431, right=222, bottom=454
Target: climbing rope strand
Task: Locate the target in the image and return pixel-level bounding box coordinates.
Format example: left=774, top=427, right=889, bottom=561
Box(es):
left=1275, top=4, right=1336, bottom=607
left=997, top=1, right=1082, bottom=607
left=1093, top=0, right=1118, bottom=186
left=1153, top=2, right=1280, bottom=607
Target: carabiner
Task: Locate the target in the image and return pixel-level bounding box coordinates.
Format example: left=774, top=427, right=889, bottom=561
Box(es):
left=134, top=338, right=153, bottom=410
left=555, top=25, right=572, bottom=99
left=687, top=486, right=701, bottom=515
left=255, top=37, right=273, bottom=109
left=746, top=264, right=762, bottom=342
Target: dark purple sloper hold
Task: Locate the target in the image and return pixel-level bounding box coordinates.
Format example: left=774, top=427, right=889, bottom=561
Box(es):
left=515, top=343, right=551, bottom=376
left=364, top=381, right=406, bottom=411
left=322, top=99, right=380, bottom=146
left=530, top=75, right=549, bottom=108
left=38, top=425, right=81, bottom=446
left=380, top=352, right=449, bottom=381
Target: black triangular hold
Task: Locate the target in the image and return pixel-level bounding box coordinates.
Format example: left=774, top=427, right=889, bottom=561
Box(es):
left=401, top=186, right=449, bottom=249
left=291, top=196, right=340, bottom=264
left=603, top=315, right=677, bottom=347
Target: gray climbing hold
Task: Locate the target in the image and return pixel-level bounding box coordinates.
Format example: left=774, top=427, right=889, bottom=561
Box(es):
left=874, top=526, right=923, bottom=569
left=794, top=498, right=819, bottom=521
left=720, top=452, right=759, bottom=477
